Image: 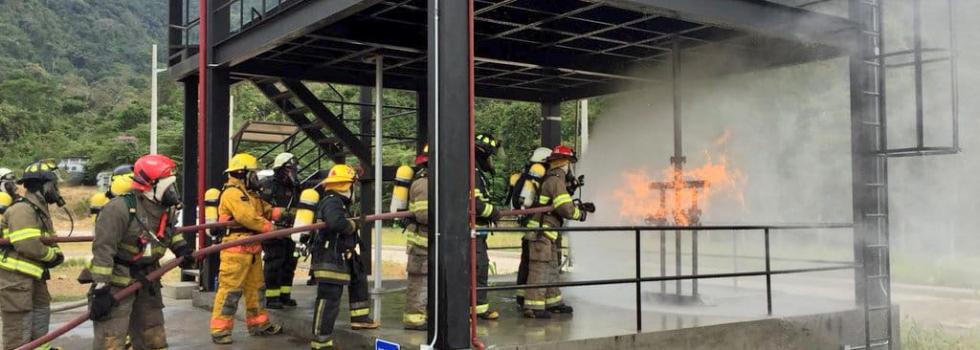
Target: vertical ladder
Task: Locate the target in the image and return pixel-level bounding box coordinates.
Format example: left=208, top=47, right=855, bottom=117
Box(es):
left=849, top=0, right=892, bottom=349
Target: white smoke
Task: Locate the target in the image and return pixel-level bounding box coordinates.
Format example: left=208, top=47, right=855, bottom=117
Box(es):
left=566, top=0, right=980, bottom=316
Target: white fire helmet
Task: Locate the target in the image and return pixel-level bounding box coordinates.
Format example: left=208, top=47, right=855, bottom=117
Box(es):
left=273, top=152, right=297, bottom=169
left=529, top=147, right=553, bottom=164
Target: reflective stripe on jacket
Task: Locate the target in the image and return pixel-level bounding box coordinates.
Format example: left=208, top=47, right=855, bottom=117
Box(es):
left=0, top=192, right=59, bottom=279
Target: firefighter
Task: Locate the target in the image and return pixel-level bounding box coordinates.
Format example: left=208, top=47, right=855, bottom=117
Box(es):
left=310, top=164, right=379, bottom=350
left=402, top=145, right=429, bottom=330
left=259, top=153, right=300, bottom=309
left=210, top=153, right=284, bottom=345
left=510, top=147, right=552, bottom=308
left=0, top=161, right=65, bottom=350
left=473, top=133, right=501, bottom=320
left=82, top=154, right=192, bottom=350
left=523, top=145, right=595, bottom=319
left=0, top=168, right=18, bottom=220
left=90, top=165, right=134, bottom=218
left=0, top=168, right=19, bottom=201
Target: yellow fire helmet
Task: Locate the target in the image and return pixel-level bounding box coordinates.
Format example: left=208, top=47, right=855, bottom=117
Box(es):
left=225, top=153, right=259, bottom=173
left=322, top=164, right=359, bottom=193
left=322, top=164, right=358, bottom=185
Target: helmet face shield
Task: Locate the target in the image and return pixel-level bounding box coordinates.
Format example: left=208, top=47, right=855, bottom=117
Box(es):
left=160, top=178, right=182, bottom=208
left=1, top=180, right=16, bottom=196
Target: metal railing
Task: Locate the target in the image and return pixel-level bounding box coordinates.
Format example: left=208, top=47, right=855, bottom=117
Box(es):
left=169, top=0, right=308, bottom=64
left=475, top=224, right=855, bottom=332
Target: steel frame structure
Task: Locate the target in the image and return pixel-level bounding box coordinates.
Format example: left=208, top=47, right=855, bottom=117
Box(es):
left=165, top=0, right=909, bottom=349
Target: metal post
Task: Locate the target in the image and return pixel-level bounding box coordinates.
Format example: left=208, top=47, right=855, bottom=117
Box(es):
left=428, top=0, right=473, bottom=346
left=541, top=101, right=561, bottom=148
left=764, top=228, right=772, bottom=316
left=151, top=44, right=159, bottom=154
left=180, top=77, right=199, bottom=283
left=692, top=229, right=698, bottom=297
left=732, top=230, right=739, bottom=288
left=373, top=56, right=384, bottom=322
left=635, top=229, right=642, bottom=332
left=228, top=95, right=234, bottom=158
left=660, top=230, right=665, bottom=294
left=912, top=0, right=924, bottom=149
left=675, top=230, right=681, bottom=295
left=579, top=99, right=589, bottom=153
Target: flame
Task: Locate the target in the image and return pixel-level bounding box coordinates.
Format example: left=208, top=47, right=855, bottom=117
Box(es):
left=613, top=130, right=746, bottom=226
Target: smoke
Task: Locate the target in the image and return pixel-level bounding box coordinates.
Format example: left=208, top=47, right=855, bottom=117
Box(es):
left=565, top=0, right=980, bottom=317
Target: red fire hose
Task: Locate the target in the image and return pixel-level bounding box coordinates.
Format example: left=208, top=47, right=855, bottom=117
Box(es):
left=15, top=207, right=547, bottom=350
left=0, top=221, right=236, bottom=246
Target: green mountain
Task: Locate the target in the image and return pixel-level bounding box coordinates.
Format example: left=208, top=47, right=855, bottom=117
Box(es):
left=0, top=0, right=166, bottom=79
left=0, top=0, right=182, bottom=176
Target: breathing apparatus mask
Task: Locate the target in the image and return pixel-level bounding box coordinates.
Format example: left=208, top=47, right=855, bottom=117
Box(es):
left=246, top=171, right=262, bottom=192
left=144, top=175, right=182, bottom=208
left=1, top=179, right=16, bottom=197
left=276, top=163, right=299, bottom=188
left=476, top=150, right=495, bottom=175
left=40, top=181, right=66, bottom=207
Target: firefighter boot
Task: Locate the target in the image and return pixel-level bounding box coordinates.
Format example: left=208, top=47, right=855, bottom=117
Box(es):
left=523, top=309, right=552, bottom=319
left=265, top=297, right=284, bottom=309
left=547, top=304, right=574, bottom=314
left=351, top=317, right=381, bottom=330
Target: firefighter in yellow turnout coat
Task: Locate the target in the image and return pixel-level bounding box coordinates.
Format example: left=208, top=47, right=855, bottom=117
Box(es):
left=0, top=161, right=65, bottom=350
left=210, top=153, right=284, bottom=344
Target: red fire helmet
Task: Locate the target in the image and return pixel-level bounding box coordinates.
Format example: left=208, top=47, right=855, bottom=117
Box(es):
left=132, top=154, right=177, bottom=191
left=415, top=144, right=429, bottom=166
left=547, top=145, right=578, bottom=163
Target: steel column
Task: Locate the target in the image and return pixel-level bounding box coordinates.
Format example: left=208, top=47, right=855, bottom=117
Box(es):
left=541, top=101, right=562, bottom=148
left=416, top=88, right=429, bottom=150
left=181, top=77, right=199, bottom=283
left=428, top=0, right=473, bottom=347
left=358, top=86, right=375, bottom=273
left=201, top=0, right=231, bottom=289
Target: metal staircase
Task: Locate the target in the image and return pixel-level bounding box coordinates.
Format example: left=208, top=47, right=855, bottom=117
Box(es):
left=252, top=78, right=346, bottom=165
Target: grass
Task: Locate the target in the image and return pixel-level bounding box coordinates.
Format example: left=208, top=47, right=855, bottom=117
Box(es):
left=51, top=185, right=98, bottom=231
left=891, top=254, right=980, bottom=290
left=903, top=318, right=980, bottom=350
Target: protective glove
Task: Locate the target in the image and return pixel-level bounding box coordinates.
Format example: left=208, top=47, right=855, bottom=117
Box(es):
left=488, top=207, right=502, bottom=223
left=88, top=283, right=116, bottom=322
left=579, top=202, right=596, bottom=213
left=173, top=245, right=196, bottom=269
left=276, top=212, right=296, bottom=228
left=393, top=218, right=408, bottom=229
left=578, top=211, right=588, bottom=222
left=45, top=252, right=65, bottom=269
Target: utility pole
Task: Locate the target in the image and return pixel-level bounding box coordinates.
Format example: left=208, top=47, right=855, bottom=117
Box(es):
left=150, top=44, right=167, bottom=154
left=151, top=44, right=159, bottom=154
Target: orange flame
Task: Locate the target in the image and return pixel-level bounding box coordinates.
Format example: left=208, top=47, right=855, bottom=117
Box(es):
left=613, top=130, right=746, bottom=226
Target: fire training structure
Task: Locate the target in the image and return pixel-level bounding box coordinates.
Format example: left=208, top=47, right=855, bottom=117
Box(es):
left=161, top=0, right=960, bottom=349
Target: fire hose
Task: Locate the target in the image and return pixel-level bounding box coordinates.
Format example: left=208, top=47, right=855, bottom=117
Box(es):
left=0, top=221, right=237, bottom=246
left=16, top=207, right=551, bottom=350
